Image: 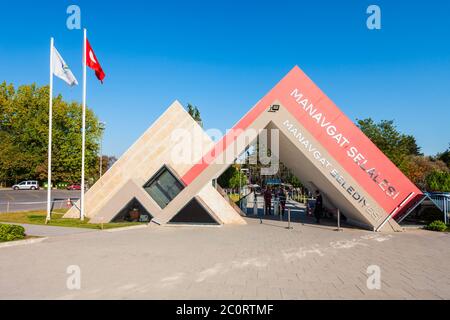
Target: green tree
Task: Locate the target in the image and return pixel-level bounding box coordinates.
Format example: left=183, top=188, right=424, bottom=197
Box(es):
left=187, top=103, right=202, bottom=127
left=0, top=82, right=102, bottom=186
left=217, top=165, right=248, bottom=189
left=356, top=118, right=422, bottom=168
left=356, top=118, right=450, bottom=191
left=426, top=171, right=450, bottom=192
left=289, top=175, right=303, bottom=188
left=96, top=155, right=117, bottom=179
left=436, top=144, right=450, bottom=168
left=187, top=104, right=195, bottom=117
left=402, top=155, right=448, bottom=190
left=217, top=166, right=235, bottom=188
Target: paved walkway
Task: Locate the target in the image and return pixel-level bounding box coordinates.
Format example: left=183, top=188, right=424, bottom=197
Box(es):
left=9, top=223, right=98, bottom=237
left=246, top=198, right=350, bottom=229
left=0, top=216, right=449, bottom=300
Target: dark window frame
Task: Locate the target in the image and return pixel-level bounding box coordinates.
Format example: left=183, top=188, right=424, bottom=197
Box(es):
left=143, top=165, right=185, bottom=209
left=169, top=197, right=220, bottom=225
left=111, top=197, right=153, bottom=223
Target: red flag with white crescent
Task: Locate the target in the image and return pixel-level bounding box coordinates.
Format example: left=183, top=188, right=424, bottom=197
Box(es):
left=86, top=39, right=105, bottom=83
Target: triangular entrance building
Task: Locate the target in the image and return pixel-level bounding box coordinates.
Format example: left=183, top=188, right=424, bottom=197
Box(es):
left=65, top=66, right=422, bottom=231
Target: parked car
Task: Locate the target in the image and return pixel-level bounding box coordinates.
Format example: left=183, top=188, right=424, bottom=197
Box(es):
left=12, top=181, right=40, bottom=190
left=67, top=184, right=82, bottom=191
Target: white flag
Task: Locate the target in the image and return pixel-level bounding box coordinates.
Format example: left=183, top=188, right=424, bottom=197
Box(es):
left=52, top=46, right=78, bottom=86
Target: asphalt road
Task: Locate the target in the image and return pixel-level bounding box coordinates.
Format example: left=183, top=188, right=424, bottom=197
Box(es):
left=0, top=189, right=81, bottom=213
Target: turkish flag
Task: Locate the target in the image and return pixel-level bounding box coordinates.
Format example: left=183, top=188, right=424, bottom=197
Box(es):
left=86, top=39, right=105, bottom=83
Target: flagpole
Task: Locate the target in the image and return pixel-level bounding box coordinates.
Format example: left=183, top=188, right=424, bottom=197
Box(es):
left=46, top=37, right=54, bottom=224
left=81, top=28, right=87, bottom=221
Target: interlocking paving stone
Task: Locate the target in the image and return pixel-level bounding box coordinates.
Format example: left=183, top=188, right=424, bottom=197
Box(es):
left=0, top=217, right=449, bottom=299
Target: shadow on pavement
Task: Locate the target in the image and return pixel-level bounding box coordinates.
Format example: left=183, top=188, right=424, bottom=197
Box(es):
left=244, top=201, right=354, bottom=231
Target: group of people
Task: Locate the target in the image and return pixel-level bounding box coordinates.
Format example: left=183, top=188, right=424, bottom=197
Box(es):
left=262, top=186, right=324, bottom=224
left=262, top=186, right=288, bottom=216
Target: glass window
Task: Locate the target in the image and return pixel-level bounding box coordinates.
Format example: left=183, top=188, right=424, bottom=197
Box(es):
left=112, top=198, right=152, bottom=223
left=169, top=198, right=219, bottom=225
left=143, top=166, right=184, bottom=209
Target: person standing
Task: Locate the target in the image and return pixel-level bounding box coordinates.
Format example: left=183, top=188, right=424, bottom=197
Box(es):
left=264, top=186, right=272, bottom=216
left=314, top=190, right=323, bottom=224
left=278, top=186, right=287, bottom=217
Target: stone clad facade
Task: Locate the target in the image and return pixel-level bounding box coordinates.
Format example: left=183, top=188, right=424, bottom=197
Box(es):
left=64, top=101, right=246, bottom=225
left=65, top=66, right=422, bottom=232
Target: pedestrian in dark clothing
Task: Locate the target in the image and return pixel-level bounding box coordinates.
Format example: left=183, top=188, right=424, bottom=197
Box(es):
left=264, top=187, right=272, bottom=215
left=314, top=190, right=323, bottom=224
left=278, top=187, right=287, bottom=216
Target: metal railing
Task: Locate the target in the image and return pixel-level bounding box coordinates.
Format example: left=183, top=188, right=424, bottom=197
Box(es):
left=426, top=193, right=450, bottom=225
left=248, top=197, right=294, bottom=228
left=395, top=192, right=450, bottom=225
left=247, top=196, right=344, bottom=232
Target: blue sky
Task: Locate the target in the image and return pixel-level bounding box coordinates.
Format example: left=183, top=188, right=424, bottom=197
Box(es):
left=1, top=0, right=449, bottom=157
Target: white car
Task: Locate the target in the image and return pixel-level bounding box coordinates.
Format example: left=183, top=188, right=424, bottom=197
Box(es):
left=12, top=181, right=40, bottom=190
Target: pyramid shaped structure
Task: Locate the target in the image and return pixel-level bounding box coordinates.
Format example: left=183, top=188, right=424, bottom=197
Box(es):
left=66, top=66, right=422, bottom=231
left=64, top=101, right=246, bottom=225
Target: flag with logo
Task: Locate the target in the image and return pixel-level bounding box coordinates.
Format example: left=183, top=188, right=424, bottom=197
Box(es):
left=52, top=46, right=78, bottom=86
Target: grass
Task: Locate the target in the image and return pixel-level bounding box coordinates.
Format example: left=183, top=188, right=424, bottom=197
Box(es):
left=0, top=209, right=143, bottom=230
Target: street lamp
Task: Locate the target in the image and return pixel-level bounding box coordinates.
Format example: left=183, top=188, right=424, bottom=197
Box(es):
left=239, top=168, right=249, bottom=198
left=239, top=168, right=249, bottom=212
left=99, top=121, right=106, bottom=179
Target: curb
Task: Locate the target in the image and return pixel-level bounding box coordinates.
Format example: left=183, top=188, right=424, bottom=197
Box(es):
left=0, top=237, right=48, bottom=249
left=104, top=224, right=150, bottom=233
left=164, top=223, right=223, bottom=228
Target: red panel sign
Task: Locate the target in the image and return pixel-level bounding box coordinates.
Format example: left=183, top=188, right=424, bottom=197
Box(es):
left=182, top=66, right=422, bottom=217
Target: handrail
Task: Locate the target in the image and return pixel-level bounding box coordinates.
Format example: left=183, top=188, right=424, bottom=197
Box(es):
left=395, top=192, right=449, bottom=225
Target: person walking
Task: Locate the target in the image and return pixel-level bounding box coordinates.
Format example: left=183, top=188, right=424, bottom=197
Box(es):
left=264, top=186, right=272, bottom=216
left=314, top=190, right=323, bottom=224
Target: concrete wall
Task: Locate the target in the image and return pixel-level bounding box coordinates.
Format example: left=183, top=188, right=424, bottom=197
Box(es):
left=64, top=101, right=245, bottom=225
left=64, top=98, right=400, bottom=232
left=151, top=101, right=401, bottom=231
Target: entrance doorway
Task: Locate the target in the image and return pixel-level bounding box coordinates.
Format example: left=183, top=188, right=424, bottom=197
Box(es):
left=215, top=125, right=347, bottom=229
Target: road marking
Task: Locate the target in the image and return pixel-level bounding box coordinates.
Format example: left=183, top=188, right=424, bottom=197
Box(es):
left=196, top=263, right=224, bottom=282
left=160, top=273, right=185, bottom=288
left=0, top=237, right=48, bottom=249
left=4, top=193, right=15, bottom=201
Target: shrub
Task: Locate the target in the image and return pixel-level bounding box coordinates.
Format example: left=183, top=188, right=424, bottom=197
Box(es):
left=0, top=224, right=26, bottom=242
left=425, top=220, right=448, bottom=232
